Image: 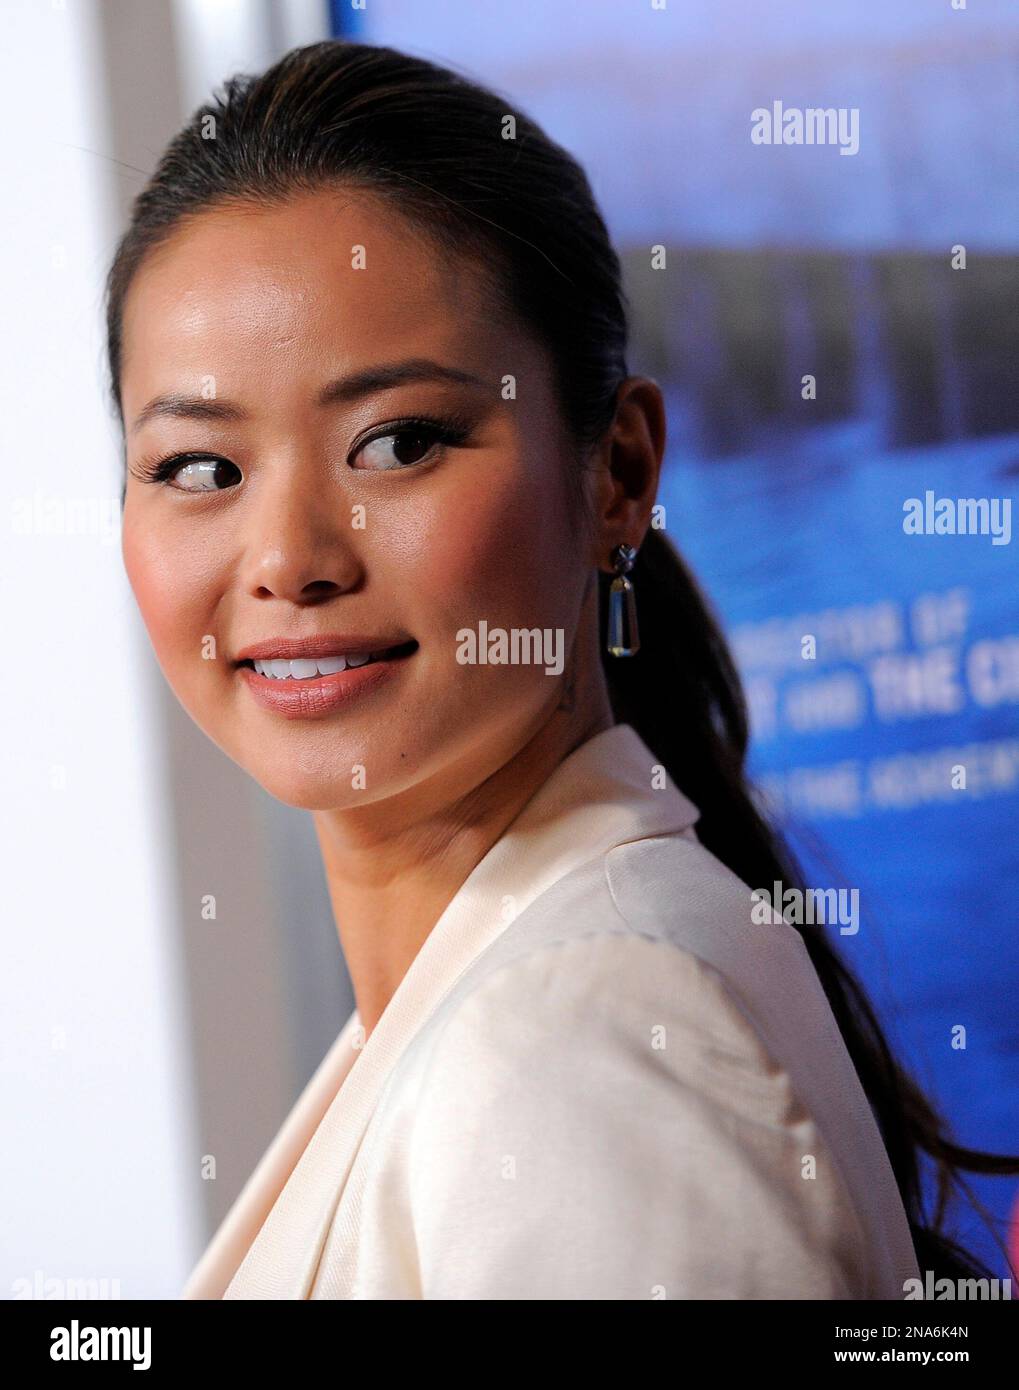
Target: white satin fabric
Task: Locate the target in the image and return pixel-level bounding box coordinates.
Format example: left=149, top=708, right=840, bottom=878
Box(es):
left=181, top=722, right=920, bottom=1299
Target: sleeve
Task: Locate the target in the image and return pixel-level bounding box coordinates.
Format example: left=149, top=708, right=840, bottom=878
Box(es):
left=406, top=931, right=870, bottom=1300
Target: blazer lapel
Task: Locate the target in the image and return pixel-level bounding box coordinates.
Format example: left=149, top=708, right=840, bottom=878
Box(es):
left=191, top=723, right=699, bottom=1299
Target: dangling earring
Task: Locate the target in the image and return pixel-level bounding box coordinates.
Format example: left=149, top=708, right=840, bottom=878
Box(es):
left=606, top=543, right=639, bottom=657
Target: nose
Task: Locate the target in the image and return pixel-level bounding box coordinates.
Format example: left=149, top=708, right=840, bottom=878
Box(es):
left=240, top=464, right=363, bottom=605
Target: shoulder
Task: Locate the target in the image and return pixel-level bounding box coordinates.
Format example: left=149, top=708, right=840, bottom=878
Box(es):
left=427, top=825, right=817, bottom=1066
left=412, top=924, right=805, bottom=1145
left=410, top=826, right=824, bottom=1127
left=419, top=929, right=778, bottom=1102
left=407, top=905, right=870, bottom=1298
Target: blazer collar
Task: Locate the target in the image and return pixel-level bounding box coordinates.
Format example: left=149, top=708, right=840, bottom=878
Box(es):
left=183, top=722, right=699, bottom=1299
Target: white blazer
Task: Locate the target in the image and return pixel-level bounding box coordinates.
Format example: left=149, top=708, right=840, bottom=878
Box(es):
left=182, top=722, right=920, bottom=1300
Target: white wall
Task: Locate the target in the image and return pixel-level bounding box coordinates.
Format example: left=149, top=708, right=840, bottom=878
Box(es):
left=0, top=0, right=198, bottom=1299
left=0, top=0, right=336, bottom=1300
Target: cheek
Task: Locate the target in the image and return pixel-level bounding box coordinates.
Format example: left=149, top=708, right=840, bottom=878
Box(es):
left=122, top=518, right=218, bottom=669
left=389, top=461, right=579, bottom=625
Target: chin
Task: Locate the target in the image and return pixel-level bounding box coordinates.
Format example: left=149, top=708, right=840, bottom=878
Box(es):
left=249, top=766, right=365, bottom=812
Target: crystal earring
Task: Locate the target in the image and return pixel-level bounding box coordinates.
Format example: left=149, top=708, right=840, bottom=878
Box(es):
left=607, top=543, right=639, bottom=657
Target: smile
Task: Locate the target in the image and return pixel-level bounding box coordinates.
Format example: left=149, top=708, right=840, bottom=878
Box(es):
left=251, top=652, right=376, bottom=679
left=235, top=639, right=418, bottom=718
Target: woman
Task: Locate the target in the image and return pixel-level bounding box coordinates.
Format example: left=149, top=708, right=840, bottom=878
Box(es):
left=106, top=39, right=1016, bottom=1299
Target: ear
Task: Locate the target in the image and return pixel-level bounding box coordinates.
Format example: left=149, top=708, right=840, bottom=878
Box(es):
left=587, top=377, right=666, bottom=572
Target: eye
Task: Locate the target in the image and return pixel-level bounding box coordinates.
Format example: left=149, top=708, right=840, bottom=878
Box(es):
left=170, top=458, right=242, bottom=491
left=135, top=453, right=243, bottom=491
left=349, top=416, right=472, bottom=471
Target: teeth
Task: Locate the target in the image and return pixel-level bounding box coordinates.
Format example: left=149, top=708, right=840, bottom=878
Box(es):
left=252, top=654, right=375, bottom=679
left=289, top=659, right=320, bottom=679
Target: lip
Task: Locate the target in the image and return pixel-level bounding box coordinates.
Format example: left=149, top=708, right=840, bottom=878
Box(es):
left=236, top=638, right=418, bottom=719
left=234, top=634, right=413, bottom=662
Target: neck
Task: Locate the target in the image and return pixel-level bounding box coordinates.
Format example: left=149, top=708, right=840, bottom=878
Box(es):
left=312, top=660, right=614, bottom=1040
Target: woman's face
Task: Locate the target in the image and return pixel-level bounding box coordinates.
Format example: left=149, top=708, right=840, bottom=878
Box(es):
left=120, top=188, right=597, bottom=810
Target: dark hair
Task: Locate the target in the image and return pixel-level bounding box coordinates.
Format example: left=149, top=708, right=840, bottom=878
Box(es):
left=105, top=38, right=1018, bottom=1283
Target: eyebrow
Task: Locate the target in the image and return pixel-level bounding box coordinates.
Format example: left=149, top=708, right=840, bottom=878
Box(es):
left=129, top=358, right=489, bottom=435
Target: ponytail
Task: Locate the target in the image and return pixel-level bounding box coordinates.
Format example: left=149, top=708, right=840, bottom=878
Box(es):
left=602, top=527, right=1019, bottom=1282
